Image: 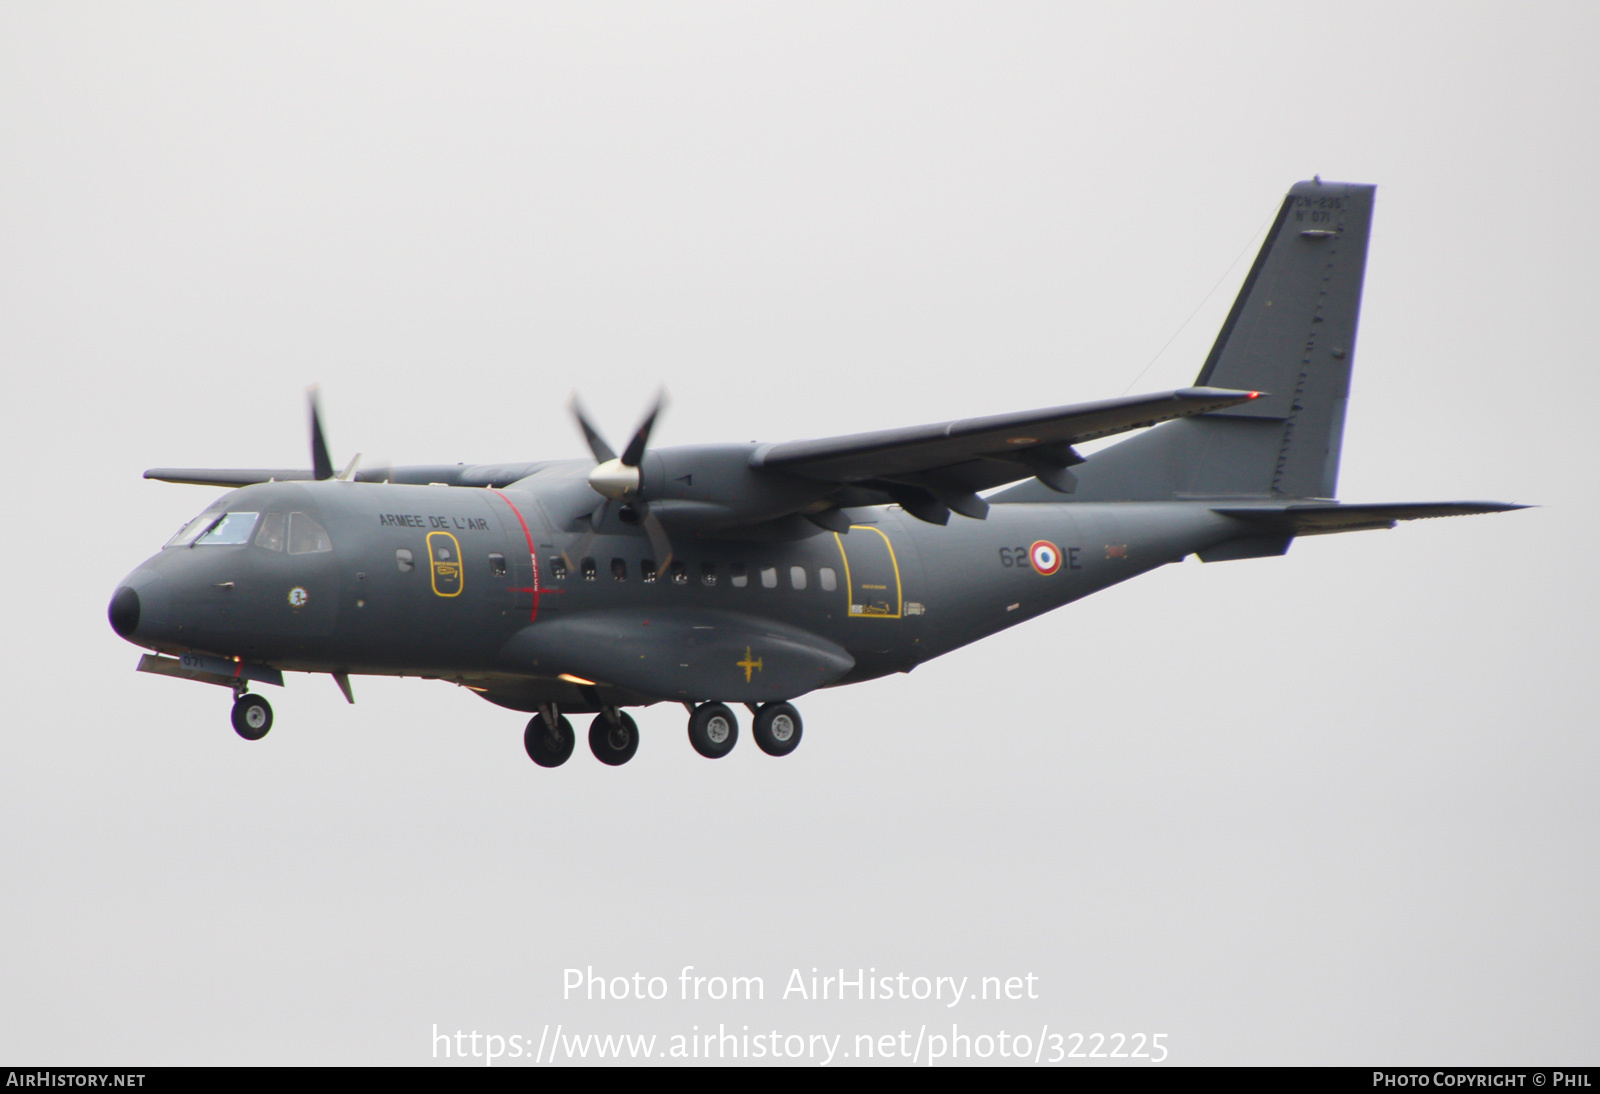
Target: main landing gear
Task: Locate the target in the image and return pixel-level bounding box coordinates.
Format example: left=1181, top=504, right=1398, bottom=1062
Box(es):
left=230, top=691, right=273, bottom=741
left=524, top=705, right=576, bottom=768
left=684, top=701, right=802, bottom=759
left=589, top=707, right=639, bottom=766
left=687, top=702, right=739, bottom=759
left=521, top=701, right=804, bottom=767
left=751, top=702, right=802, bottom=757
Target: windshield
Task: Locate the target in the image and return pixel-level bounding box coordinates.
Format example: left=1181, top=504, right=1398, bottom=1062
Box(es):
left=163, top=494, right=240, bottom=549
left=164, top=514, right=216, bottom=548
left=195, top=512, right=260, bottom=546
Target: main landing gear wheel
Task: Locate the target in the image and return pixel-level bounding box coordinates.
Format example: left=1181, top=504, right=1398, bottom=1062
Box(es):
left=231, top=694, right=273, bottom=741
left=687, top=703, right=738, bottom=759
left=589, top=710, right=640, bottom=766
left=524, top=712, right=576, bottom=768
left=752, top=702, right=802, bottom=757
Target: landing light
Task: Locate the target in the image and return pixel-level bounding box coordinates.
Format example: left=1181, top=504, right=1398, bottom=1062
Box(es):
left=559, top=673, right=597, bottom=686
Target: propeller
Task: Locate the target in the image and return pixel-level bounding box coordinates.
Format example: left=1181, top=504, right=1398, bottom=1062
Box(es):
left=309, top=387, right=360, bottom=481
left=564, top=392, right=674, bottom=573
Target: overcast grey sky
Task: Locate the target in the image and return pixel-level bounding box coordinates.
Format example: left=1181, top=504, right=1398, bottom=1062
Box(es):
left=1, top=1, right=1594, bottom=1066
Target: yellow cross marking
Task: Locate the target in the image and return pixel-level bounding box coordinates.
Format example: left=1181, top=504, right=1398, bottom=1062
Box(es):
left=737, top=646, right=763, bottom=683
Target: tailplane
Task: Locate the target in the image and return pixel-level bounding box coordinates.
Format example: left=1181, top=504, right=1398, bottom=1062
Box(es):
left=999, top=178, right=1376, bottom=502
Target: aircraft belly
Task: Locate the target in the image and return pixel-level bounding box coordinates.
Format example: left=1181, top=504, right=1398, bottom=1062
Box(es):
left=498, top=609, right=854, bottom=703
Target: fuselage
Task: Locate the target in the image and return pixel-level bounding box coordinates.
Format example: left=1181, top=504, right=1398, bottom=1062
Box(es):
left=110, top=468, right=1246, bottom=711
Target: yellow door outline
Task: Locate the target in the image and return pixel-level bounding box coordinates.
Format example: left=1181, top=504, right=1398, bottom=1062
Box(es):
left=426, top=530, right=464, bottom=598
left=833, top=526, right=902, bottom=619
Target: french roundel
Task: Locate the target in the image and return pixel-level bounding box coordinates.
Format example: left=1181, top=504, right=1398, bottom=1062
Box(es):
left=1029, top=540, right=1062, bottom=575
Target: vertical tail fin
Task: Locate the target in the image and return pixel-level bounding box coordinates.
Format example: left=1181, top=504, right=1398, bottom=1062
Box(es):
left=1006, top=179, right=1376, bottom=502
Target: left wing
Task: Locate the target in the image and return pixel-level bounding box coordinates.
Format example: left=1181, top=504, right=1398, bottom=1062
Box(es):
left=751, top=386, right=1258, bottom=521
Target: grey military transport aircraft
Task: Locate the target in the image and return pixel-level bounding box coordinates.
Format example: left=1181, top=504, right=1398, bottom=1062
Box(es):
left=108, top=179, right=1523, bottom=768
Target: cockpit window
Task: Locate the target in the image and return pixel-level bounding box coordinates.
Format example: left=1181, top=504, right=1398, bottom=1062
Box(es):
left=163, top=495, right=240, bottom=548
left=287, top=512, right=333, bottom=555
left=194, top=512, right=260, bottom=546
left=164, top=515, right=215, bottom=548
left=254, top=513, right=286, bottom=552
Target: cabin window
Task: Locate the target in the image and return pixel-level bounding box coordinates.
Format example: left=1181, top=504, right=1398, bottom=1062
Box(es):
left=669, top=561, right=689, bottom=585
left=641, top=559, right=657, bottom=583
left=730, top=563, right=748, bottom=588
left=819, top=566, right=838, bottom=591
left=254, top=513, right=286, bottom=552
left=611, top=558, right=627, bottom=582
left=581, top=557, right=597, bottom=581
left=196, top=512, right=259, bottom=546
left=287, top=513, right=332, bottom=555
left=760, top=566, right=778, bottom=589
left=396, top=548, right=414, bottom=573
left=790, top=565, right=808, bottom=589
left=701, top=562, right=717, bottom=587
left=550, top=557, right=568, bottom=581
left=489, top=553, right=507, bottom=577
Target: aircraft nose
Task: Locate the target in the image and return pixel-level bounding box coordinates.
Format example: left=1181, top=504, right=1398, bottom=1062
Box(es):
left=108, top=586, right=140, bottom=638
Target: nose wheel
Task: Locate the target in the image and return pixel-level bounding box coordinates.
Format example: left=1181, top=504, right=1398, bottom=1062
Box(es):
left=687, top=703, right=738, bottom=759
left=231, top=693, right=273, bottom=741
left=589, top=709, right=640, bottom=766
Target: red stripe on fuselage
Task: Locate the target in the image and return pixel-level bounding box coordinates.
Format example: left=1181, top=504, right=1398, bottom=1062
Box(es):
left=493, top=492, right=543, bottom=622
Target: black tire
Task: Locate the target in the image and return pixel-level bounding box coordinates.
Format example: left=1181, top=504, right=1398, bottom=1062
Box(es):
left=524, top=712, right=576, bottom=768
left=752, top=702, right=802, bottom=757
left=231, top=694, right=273, bottom=741
left=687, top=703, right=738, bottom=759
left=589, top=711, right=640, bottom=766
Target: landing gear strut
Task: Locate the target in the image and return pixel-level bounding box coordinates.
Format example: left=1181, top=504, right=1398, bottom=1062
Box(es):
left=589, top=707, right=639, bottom=766
left=231, top=692, right=273, bottom=741
left=687, top=702, right=738, bottom=759
left=752, top=702, right=802, bottom=757
left=525, top=704, right=576, bottom=767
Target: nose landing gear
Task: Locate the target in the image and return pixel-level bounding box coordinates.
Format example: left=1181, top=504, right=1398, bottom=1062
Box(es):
left=230, top=692, right=273, bottom=741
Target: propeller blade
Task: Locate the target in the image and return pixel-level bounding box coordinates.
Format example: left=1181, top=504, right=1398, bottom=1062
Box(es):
left=619, top=390, right=666, bottom=467
left=309, top=388, right=334, bottom=481
left=640, top=505, right=674, bottom=573
left=336, top=453, right=362, bottom=481
left=568, top=395, right=616, bottom=464
left=560, top=501, right=609, bottom=571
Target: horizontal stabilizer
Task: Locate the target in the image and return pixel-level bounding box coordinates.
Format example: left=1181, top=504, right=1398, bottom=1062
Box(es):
left=1213, top=501, right=1529, bottom=535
